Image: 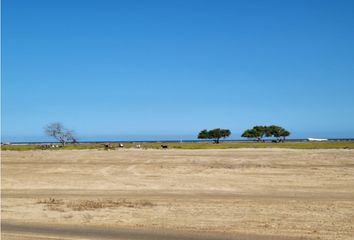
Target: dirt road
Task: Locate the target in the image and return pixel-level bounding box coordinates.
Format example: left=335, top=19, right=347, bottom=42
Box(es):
left=2, top=149, right=354, bottom=239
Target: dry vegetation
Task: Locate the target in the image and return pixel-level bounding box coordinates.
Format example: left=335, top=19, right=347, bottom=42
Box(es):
left=2, top=148, right=354, bottom=239
left=2, top=140, right=354, bottom=151
left=36, top=198, right=155, bottom=211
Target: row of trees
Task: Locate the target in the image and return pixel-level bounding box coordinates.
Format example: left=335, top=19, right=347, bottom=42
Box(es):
left=45, top=122, right=290, bottom=145
left=197, top=126, right=290, bottom=143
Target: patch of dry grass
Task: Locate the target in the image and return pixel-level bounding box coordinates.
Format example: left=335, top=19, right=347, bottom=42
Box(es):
left=36, top=198, right=155, bottom=212
left=36, top=198, right=64, bottom=205
left=207, top=162, right=270, bottom=169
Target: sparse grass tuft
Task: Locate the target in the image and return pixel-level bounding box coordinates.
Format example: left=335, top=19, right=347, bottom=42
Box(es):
left=67, top=199, right=155, bottom=211
left=36, top=197, right=64, bottom=205
left=36, top=198, right=155, bottom=212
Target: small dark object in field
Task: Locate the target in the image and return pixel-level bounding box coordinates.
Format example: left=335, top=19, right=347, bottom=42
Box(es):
left=103, top=144, right=115, bottom=150
left=161, top=145, right=168, bottom=149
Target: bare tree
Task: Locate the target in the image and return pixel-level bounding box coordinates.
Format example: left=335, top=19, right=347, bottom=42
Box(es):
left=45, top=123, right=76, bottom=146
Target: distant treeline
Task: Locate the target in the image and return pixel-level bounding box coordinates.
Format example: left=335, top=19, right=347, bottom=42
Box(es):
left=198, top=125, right=290, bottom=143
left=43, top=122, right=290, bottom=145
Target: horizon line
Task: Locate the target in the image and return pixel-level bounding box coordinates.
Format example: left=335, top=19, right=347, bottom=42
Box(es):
left=3, top=138, right=354, bottom=144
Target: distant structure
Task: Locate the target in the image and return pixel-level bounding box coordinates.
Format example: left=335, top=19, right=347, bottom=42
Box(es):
left=307, top=138, right=328, bottom=142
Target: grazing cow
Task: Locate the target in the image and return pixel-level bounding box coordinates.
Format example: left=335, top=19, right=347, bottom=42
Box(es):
left=161, top=145, right=168, bottom=149
left=103, top=144, right=115, bottom=150
left=119, top=143, right=124, bottom=148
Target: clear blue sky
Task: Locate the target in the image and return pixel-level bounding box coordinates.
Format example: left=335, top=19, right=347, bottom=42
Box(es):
left=2, top=0, right=354, bottom=142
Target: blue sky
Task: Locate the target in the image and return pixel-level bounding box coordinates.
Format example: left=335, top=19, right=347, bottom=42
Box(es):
left=2, top=0, right=354, bottom=142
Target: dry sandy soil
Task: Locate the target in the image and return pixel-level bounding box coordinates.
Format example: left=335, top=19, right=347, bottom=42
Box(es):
left=1, top=148, right=354, bottom=239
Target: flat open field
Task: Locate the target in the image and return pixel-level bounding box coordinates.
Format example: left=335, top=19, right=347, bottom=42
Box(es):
left=2, top=148, right=354, bottom=239
left=2, top=141, right=354, bottom=151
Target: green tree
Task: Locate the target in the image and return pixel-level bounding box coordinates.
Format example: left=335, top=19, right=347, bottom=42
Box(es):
left=254, top=126, right=269, bottom=139
left=197, top=128, right=231, bottom=143
left=267, top=125, right=291, bottom=142
left=198, top=129, right=209, bottom=139
left=279, top=129, right=290, bottom=141
left=241, top=129, right=258, bottom=140
left=241, top=126, right=268, bottom=141
left=242, top=125, right=291, bottom=142
left=267, top=125, right=282, bottom=140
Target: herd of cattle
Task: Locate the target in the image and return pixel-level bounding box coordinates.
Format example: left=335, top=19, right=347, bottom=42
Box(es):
left=40, top=144, right=60, bottom=149
left=103, top=143, right=168, bottom=150
left=39, top=143, right=169, bottom=150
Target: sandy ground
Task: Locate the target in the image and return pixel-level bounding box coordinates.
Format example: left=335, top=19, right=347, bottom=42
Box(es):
left=1, top=148, right=354, bottom=239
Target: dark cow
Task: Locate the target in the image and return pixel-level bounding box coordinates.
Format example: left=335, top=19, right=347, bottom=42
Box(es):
left=103, top=144, right=115, bottom=150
